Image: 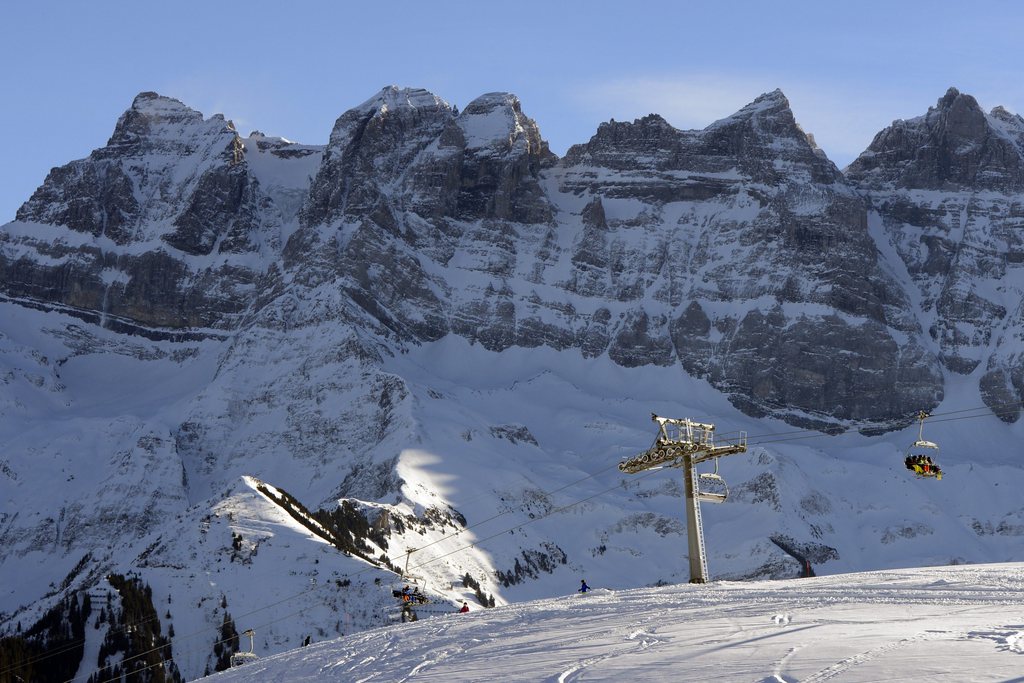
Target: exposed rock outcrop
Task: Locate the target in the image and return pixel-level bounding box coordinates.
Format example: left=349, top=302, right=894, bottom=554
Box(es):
left=1, top=92, right=309, bottom=332
left=847, top=87, right=1024, bottom=421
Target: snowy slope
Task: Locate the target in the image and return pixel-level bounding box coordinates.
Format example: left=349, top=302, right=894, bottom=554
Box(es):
left=201, top=563, right=1024, bottom=682
left=5, top=295, right=1024, bottom=682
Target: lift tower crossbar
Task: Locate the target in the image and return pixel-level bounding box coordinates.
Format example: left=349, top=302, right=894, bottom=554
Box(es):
left=618, top=414, right=747, bottom=584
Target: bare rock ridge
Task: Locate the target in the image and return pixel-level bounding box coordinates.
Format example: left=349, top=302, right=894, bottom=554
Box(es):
left=4, top=85, right=1024, bottom=425
left=557, top=89, right=938, bottom=426
left=847, top=87, right=1024, bottom=191
left=848, top=87, right=1024, bottom=421
left=4, top=92, right=291, bottom=333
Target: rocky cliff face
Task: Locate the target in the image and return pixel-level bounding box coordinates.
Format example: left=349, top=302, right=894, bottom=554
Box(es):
left=283, top=87, right=942, bottom=428
left=0, top=87, right=955, bottom=428
left=555, top=90, right=940, bottom=426
left=292, top=87, right=558, bottom=344
left=1, top=92, right=320, bottom=334
left=847, top=87, right=1024, bottom=421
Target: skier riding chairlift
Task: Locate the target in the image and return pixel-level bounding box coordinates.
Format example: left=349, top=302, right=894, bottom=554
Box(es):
left=393, top=584, right=428, bottom=605
left=904, top=410, right=943, bottom=480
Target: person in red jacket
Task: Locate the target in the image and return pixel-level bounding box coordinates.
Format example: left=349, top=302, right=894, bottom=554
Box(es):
left=458, top=601, right=470, bottom=613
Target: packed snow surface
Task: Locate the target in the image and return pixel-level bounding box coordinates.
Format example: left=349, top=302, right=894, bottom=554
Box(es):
left=204, top=562, right=1024, bottom=682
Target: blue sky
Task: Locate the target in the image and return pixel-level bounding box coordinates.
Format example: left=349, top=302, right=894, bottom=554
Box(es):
left=2, top=0, right=1022, bottom=221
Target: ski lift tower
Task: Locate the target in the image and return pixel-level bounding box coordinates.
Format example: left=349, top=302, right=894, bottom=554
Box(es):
left=619, top=414, right=747, bottom=584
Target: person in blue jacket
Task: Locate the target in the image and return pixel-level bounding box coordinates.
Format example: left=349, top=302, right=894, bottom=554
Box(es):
left=579, top=579, right=590, bottom=593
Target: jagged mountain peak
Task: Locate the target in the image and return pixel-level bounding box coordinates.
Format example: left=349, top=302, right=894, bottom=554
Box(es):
left=463, top=91, right=521, bottom=111
left=847, top=87, right=1024, bottom=190
left=561, top=113, right=677, bottom=169
left=707, top=88, right=799, bottom=134
left=128, top=91, right=201, bottom=118
left=356, top=85, right=451, bottom=116
left=990, top=104, right=1021, bottom=122
left=848, top=87, right=1024, bottom=385
left=563, top=90, right=838, bottom=182
left=119, top=90, right=223, bottom=128
left=927, top=86, right=986, bottom=136
left=697, top=88, right=839, bottom=182
left=461, top=92, right=525, bottom=131
left=323, top=86, right=451, bottom=152
left=458, top=91, right=553, bottom=162
left=988, top=105, right=1024, bottom=151
left=103, top=91, right=237, bottom=158
left=935, top=86, right=974, bottom=109
left=752, top=87, right=790, bottom=107
left=582, top=112, right=674, bottom=145
left=12, top=86, right=278, bottom=273
left=607, top=112, right=673, bottom=130
left=459, top=92, right=526, bottom=148
left=305, top=85, right=555, bottom=228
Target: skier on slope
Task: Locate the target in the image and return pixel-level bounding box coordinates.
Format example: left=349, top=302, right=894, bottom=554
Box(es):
left=459, top=601, right=470, bottom=613
left=578, top=579, right=590, bottom=593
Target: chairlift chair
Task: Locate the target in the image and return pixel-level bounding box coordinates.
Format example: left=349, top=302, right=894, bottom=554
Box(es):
left=230, top=629, right=258, bottom=667
left=393, top=583, right=430, bottom=605
left=904, top=410, right=943, bottom=480
left=697, top=458, right=729, bottom=503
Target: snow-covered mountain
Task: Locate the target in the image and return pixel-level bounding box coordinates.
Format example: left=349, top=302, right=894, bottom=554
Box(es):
left=847, top=87, right=1024, bottom=419
left=2, top=86, right=1024, bottom=682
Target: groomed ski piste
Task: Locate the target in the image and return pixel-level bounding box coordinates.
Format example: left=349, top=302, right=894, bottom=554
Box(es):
left=203, top=562, right=1024, bottom=682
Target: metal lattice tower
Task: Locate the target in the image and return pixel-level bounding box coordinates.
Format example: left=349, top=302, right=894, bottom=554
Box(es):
left=618, top=414, right=747, bottom=583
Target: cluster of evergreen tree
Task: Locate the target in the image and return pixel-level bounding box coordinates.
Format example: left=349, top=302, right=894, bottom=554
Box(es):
left=211, top=611, right=239, bottom=672
left=313, top=500, right=390, bottom=554
left=255, top=482, right=400, bottom=573
left=89, top=574, right=182, bottom=683
left=460, top=573, right=496, bottom=608
left=0, top=592, right=91, bottom=683
left=495, top=545, right=568, bottom=587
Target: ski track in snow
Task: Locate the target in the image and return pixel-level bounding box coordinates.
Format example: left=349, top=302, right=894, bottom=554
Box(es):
left=799, top=629, right=942, bottom=683
left=201, top=564, right=1024, bottom=682
left=401, top=645, right=464, bottom=681
left=769, top=644, right=802, bottom=683
left=549, top=607, right=676, bottom=682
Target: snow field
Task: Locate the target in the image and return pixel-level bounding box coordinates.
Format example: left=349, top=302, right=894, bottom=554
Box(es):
left=202, top=563, right=1024, bottom=682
